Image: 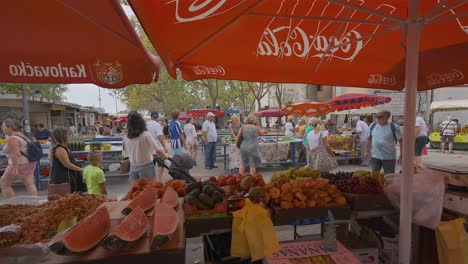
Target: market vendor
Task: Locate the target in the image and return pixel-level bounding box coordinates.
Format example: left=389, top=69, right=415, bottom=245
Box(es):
left=229, top=114, right=242, bottom=138
left=33, top=123, right=51, bottom=141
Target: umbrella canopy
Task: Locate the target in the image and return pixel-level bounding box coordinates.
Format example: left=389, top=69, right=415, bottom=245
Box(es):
left=187, top=109, right=224, bottom=118
left=430, top=100, right=468, bottom=111
left=0, top=0, right=159, bottom=88
left=128, top=1, right=468, bottom=262
left=333, top=106, right=379, bottom=115
left=328, top=93, right=391, bottom=111
left=178, top=113, right=190, bottom=120
left=254, top=108, right=287, bottom=117
left=128, top=0, right=467, bottom=90
left=283, top=102, right=333, bottom=117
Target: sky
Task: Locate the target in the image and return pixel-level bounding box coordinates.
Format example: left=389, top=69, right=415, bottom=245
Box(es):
left=66, top=84, right=127, bottom=114
left=64, top=5, right=135, bottom=114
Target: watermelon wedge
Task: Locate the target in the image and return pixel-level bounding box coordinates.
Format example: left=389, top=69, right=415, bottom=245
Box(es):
left=160, top=186, right=179, bottom=208
left=122, top=185, right=158, bottom=215
left=102, top=207, right=148, bottom=251
left=150, top=202, right=178, bottom=249
left=50, top=207, right=111, bottom=254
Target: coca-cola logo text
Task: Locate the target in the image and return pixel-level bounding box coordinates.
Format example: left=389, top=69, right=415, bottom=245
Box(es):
left=172, top=0, right=245, bottom=22
left=9, top=62, right=87, bottom=78
left=368, top=74, right=397, bottom=86
left=193, top=65, right=226, bottom=76
left=426, top=69, right=464, bottom=87
left=258, top=26, right=363, bottom=61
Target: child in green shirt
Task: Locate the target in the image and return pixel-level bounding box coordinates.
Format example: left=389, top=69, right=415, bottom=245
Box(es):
left=83, top=150, right=107, bottom=195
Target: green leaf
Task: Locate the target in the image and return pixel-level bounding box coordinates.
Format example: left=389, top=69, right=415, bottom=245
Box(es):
left=57, top=217, right=77, bottom=233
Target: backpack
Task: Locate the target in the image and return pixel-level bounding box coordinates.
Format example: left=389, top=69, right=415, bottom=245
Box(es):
left=17, top=136, right=43, bottom=162
left=369, top=122, right=398, bottom=143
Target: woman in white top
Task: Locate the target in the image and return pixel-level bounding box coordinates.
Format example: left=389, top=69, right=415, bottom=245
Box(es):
left=0, top=119, right=37, bottom=198
left=284, top=117, right=294, bottom=137
left=123, top=112, right=167, bottom=184
left=183, top=117, right=198, bottom=163
left=307, top=117, right=334, bottom=167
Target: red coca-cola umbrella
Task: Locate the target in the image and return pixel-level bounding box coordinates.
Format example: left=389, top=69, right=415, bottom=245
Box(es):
left=128, top=1, right=468, bottom=261
left=0, top=0, right=159, bottom=88
left=178, top=113, right=190, bottom=120
left=187, top=109, right=224, bottom=118
left=253, top=108, right=287, bottom=118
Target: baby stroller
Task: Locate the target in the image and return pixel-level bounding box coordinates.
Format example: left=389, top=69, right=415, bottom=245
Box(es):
left=153, top=153, right=197, bottom=183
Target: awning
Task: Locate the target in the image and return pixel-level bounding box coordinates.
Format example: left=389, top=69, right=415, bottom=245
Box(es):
left=0, top=0, right=159, bottom=88
left=430, top=100, right=468, bottom=111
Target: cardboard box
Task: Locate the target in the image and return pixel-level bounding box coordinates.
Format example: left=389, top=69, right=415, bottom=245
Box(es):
left=264, top=240, right=361, bottom=264
left=443, top=191, right=468, bottom=215
left=381, top=237, right=398, bottom=264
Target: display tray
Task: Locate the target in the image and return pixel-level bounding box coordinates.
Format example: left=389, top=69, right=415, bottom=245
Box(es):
left=38, top=200, right=186, bottom=264
left=342, top=193, right=393, bottom=211
left=273, top=206, right=351, bottom=226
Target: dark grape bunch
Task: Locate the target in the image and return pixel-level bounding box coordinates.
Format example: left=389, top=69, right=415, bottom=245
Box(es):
left=321, top=171, right=382, bottom=194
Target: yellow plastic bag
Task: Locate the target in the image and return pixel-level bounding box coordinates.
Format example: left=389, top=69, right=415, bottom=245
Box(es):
left=436, top=218, right=468, bottom=264
left=231, top=199, right=281, bottom=261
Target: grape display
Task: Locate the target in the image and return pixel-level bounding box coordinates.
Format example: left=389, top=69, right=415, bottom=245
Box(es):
left=321, top=171, right=382, bottom=194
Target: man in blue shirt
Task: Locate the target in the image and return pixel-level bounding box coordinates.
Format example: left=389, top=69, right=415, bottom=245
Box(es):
left=364, top=110, right=403, bottom=174
left=33, top=123, right=51, bottom=141
left=169, top=111, right=186, bottom=157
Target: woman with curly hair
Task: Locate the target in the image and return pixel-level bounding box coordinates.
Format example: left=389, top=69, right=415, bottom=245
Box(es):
left=124, top=111, right=167, bottom=184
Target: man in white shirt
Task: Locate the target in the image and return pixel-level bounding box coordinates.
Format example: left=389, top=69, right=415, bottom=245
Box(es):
left=352, top=116, right=369, bottom=166
left=202, top=112, right=218, bottom=169
left=440, top=115, right=457, bottom=154
left=147, top=112, right=167, bottom=181
left=415, top=114, right=428, bottom=165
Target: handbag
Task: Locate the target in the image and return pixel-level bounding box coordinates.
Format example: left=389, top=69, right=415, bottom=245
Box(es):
left=310, top=132, right=338, bottom=172
left=236, top=128, right=243, bottom=148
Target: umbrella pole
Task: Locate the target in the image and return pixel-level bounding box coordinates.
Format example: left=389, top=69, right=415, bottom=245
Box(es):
left=399, top=1, right=421, bottom=263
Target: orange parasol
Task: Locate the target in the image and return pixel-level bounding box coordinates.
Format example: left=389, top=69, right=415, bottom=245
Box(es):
left=0, top=0, right=159, bottom=88
left=283, top=101, right=333, bottom=117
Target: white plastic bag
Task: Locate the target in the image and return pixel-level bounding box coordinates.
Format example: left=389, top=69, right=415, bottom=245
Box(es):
left=384, top=168, right=445, bottom=229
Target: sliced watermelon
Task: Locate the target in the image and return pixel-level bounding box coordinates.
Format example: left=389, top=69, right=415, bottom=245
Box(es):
left=151, top=202, right=178, bottom=249
left=102, top=207, right=148, bottom=251
left=50, top=207, right=111, bottom=254
left=122, top=185, right=158, bottom=215
left=161, top=186, right=179, bottom=208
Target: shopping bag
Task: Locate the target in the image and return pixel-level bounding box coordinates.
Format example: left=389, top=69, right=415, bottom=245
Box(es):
left=231, top=199, right=281, bottom=261
left=384, top=167, right=444, bottom=229
left=231, top=207, right=250, bottom=258
left=436, top=218, right=468, bottom=264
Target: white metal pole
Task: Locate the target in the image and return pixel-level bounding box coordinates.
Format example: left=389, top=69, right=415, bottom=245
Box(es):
left=399, top=0, right=421, bottom=263
left=21, top=84, right=31, bottom=138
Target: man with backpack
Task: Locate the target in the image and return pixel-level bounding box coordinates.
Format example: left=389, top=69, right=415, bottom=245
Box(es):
left=364, top=110, right=403, bottom=174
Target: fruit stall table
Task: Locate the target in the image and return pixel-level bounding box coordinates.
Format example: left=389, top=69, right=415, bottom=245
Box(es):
left=28, top=200, right=186, bottom=264
left=222, top=138, right=304, bottom=172
left=428, top=132, right=468, bottom=150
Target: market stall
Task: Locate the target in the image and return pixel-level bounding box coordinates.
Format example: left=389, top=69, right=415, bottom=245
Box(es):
left=429, top=100, right=468, bottom=150
left=220, top=136, right=304, bottom=171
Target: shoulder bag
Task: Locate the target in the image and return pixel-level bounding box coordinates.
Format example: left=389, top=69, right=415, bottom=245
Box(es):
left=440, top=121, right=453, bottom=137
left=310, top=132, right=338, bottom=172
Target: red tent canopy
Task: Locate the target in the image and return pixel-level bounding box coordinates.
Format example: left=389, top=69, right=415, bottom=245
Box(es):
left=254, top=108, right=287, bottom=118
left=0, top=0, right=159, bottom=88
left=187, top=109, right=224, bottom=118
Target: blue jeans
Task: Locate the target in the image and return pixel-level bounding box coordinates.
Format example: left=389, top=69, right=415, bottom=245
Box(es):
left=204, top=142, right=216, bottom=167
left=129, top=161, right=155, bottom=182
